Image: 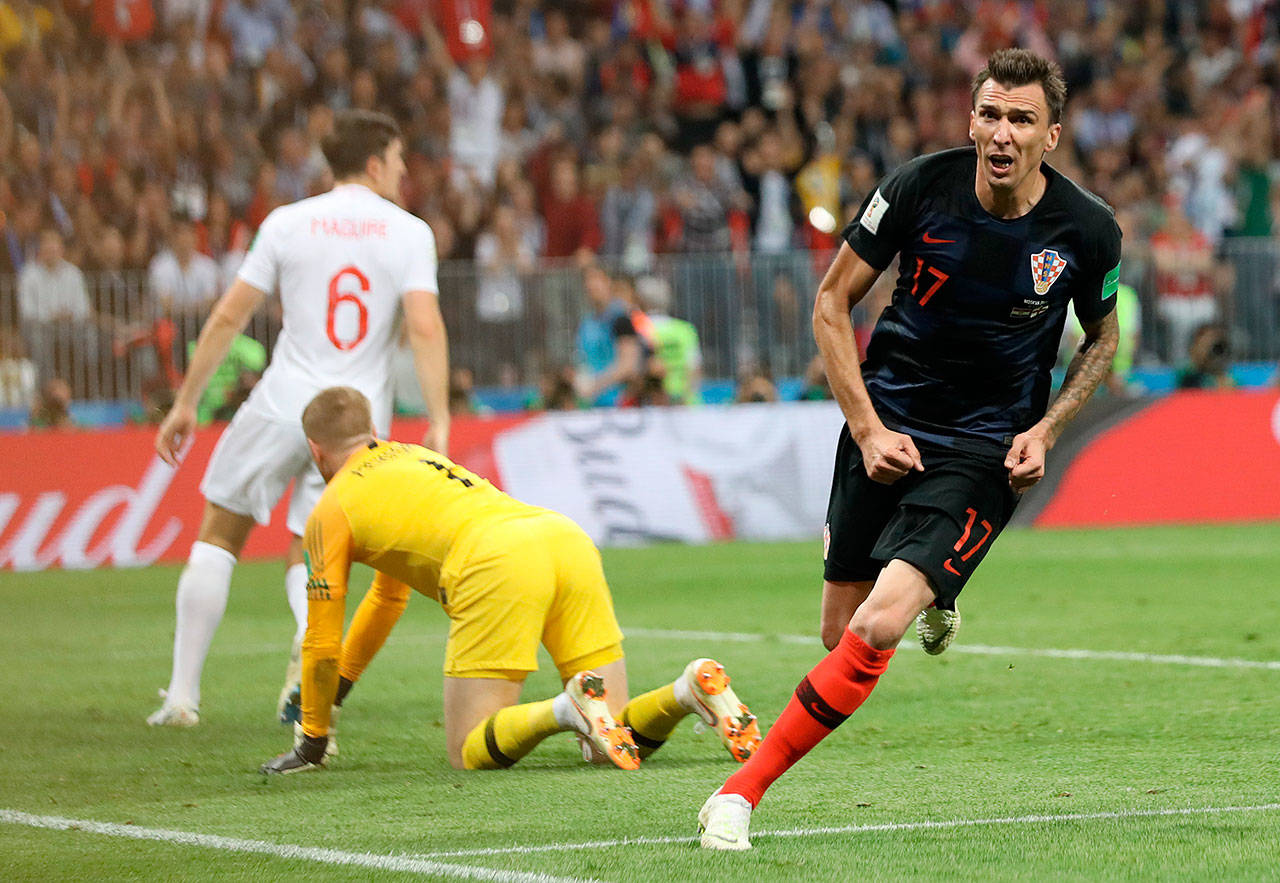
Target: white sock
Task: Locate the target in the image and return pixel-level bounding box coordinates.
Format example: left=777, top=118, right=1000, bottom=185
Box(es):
left=284, top=562, right=308, bottom=642
left=673, top=670, right=697, bottom=712
left=552, top=690, right=586, bottom=734
left=165, top=541, right=236, bottom=708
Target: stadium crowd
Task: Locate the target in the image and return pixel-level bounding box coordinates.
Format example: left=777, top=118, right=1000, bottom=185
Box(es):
left=0, top=0, right=1277, bottom=420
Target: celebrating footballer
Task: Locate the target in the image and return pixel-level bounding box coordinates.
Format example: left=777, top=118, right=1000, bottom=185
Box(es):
left=698, top=48, right=1123, bottom=850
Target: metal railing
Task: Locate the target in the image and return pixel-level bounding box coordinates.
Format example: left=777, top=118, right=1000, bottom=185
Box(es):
left=1, top=240, right=1276, bottom=410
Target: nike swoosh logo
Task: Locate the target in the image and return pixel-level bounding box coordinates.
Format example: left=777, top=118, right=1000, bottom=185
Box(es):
left=922, top=232, right=956, bottom=244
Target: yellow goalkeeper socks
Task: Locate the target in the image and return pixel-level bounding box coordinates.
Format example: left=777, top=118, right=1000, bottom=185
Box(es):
left=619, top=683, right=688, bottom=758
left=461, top=699, right=560, bottom=770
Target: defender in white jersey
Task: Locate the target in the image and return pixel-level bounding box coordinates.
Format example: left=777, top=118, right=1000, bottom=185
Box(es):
left=147, top=111, right=451, bottom=727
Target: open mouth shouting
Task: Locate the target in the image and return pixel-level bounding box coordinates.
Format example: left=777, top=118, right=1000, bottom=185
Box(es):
left=988, top=153, right=1015, bottom=177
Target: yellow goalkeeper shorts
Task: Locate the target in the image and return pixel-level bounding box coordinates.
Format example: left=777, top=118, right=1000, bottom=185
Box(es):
left=440, top=511, right=624, bottom=681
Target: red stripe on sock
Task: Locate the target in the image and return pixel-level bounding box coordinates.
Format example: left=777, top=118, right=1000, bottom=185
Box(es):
left=720, top=630, right=894, bottom=808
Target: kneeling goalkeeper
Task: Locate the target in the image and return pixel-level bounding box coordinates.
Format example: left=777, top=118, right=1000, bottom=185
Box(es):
left=261, top=386, right=762, bottom=773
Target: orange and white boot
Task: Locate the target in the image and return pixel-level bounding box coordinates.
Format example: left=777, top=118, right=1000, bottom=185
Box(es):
left=564, top=671, right=641, bottom=771
left=676, top=658, right=763, bottom=763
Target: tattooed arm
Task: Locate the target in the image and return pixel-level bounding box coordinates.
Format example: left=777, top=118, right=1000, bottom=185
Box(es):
left=1004, top=310, right=1120, bottom=491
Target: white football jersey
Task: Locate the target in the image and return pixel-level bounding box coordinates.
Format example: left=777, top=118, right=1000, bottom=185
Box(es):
left=235, top=184, right=438, bottom=428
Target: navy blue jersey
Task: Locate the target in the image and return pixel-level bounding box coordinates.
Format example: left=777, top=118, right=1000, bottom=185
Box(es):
left=843, top=147, right=1121, bottom=456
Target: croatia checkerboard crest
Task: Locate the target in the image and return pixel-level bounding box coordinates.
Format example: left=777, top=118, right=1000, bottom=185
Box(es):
left=1030, top=248, right=1068, bottom=295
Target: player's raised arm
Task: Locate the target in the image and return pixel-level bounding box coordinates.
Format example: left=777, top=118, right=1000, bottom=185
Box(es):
left=403, top=288, right=451, bottom=454
left=813, top=244, right=923, bottom=483
left=155, top=278, right=267, bottom=466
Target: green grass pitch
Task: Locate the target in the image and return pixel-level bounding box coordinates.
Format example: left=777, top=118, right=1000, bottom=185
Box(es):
left=2, top=522, right=1279, bottom=881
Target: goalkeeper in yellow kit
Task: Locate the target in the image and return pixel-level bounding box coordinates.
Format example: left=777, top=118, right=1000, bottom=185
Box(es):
left=260, top=386, right=763, bottom=773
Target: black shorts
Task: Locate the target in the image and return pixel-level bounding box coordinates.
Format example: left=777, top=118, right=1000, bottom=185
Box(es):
left=822, top=425, right=1019, bottom=607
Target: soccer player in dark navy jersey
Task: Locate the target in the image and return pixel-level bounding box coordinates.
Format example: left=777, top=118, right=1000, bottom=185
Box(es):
left=699, top=49, right=1122, bottom=850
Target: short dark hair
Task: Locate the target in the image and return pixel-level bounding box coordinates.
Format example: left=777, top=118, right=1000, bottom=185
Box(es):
left=971, top=49, right=1067, bottom=125
left=321, top=110, right=402, bottom=179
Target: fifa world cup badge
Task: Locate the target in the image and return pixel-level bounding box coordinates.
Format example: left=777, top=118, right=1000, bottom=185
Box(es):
left=823, top=523, right=831, bottom=560
left=1030, top=249, right=1068, bottom=295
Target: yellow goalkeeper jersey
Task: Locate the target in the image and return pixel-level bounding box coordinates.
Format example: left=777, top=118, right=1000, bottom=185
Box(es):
left=303, top=440, right=537, bottom=604
left=299, top=440, right=544, bottom=736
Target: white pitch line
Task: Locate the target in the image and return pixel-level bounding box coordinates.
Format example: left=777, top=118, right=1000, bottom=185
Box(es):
left=414, top=803, right=1280, bottom=859
left=0, top=809, right=605, bottom=883
left=623, top=627, right=1280, bottom=671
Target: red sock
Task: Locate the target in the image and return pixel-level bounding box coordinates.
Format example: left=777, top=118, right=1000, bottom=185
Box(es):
left=721, top=629, right=894, bottom=808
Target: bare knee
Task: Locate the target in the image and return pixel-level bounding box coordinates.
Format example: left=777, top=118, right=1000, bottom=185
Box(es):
left=445, top=735, right=468, bottom=770
left=848, top=606, right=909, bottom=651
left=820, top=580, right=873, bottom=651
left=820, top=623, right=845, bottom=652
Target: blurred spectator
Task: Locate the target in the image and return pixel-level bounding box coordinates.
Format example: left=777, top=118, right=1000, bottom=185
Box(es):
left=424, top=14, right=503, bottom=189
left=1, top=197, right=42, bottom=275
left=507, top=177, right=546, bottom=257
left=599, top=149, right=655, bottom=274
left=0, top=326, right=34, bottom=407
left=671, top=8, right=734, bottom=151
left=672, top=143, right=746, bottom=254
left=497, top=99, right=538, bottom=166
left=88, top=225, right=170, bottom=395
left=747, top=128, right=798, bottom=255
left=130, top=373, right=176, bottom=425
left=200, top=193, right=252, bottom=290
left=1176, top=323, right=1233, bottom=390
left=148, top=214, right=221, bottom=329
left=447, top=366, right=492, bottom=417
left=17, top=228, right=98, bottom=387
left=1150, top=197, right=1220, bottom=365
left=211, top=368, right=261, bottom=421
left=475, top=203, right=534, bottom=323
left=528, top=364, right=581, bottom=411
left=636, top=275, right=702, bottom=405
left=187, top=333, right=266, bottom=425
left=91, top=0, right=154, bottom=43
left=1110, top=283, right=1142, bottom=396
left=221, top=0, right=296, bottom=69
left=575, top=264, right=643, bottom=406
left=3, top=0, right=1280, bottom=418
left=532, top=7, right=586, bottom=93
left=735, top=364, right=778, bottom=404
left=1062, top=282, right=1141, bottom=397
left=273, top=127, right=326, bottom=204
left=474, top=203, right=535, bottom=382
left=87, top=226, right=139, bottom=324
left=1, top=0, right=54, bottom=54
left=1165, top=117, right=1236, bottom=245
left=28, top=376, right=74, bottom=429
left=670, top=143, right=749, bottom=377
left=799, top=354, right=832, bottom=401
left=542, top=155, right=601, bottom=262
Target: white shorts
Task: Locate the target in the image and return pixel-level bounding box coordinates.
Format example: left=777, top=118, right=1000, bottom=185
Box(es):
left=200, top=404, right=326, bottom=537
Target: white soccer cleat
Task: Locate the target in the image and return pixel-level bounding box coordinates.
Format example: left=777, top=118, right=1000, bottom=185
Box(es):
left=680, top=658, right=763, bottom=763
left=698, top=789, right=753, bottom=850
left=146, top=690, right=199, bottom=728
left=564, top=671, right=640, bottom=771
left=916, top=604, right=961, bottom=655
